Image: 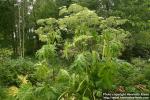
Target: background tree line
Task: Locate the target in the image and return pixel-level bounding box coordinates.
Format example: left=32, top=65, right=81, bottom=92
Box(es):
left=0, top=0, right=149, bottom=59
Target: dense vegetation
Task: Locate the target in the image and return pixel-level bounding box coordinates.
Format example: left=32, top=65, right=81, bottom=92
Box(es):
left=0, top=0, right=150, bottom=100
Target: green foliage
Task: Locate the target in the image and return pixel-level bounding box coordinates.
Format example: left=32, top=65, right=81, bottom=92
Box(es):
left=31, top=4, right=134, bottom=99
left=32, top=0, right=58, bottom=19
left=34, top=84, right=58, bottom=100
left=16, top=84, right=34, bottom=100
left=36, top=44, right=56, bottom=60
left=132, top=29, right=150, bottom=58
left=0, top=48, right=12, bottom=63
left=144, top=65, right=150, bottom=80
left=115, top=60, right=134, bottom=86
left=0, top=1, right=15, bottom=48
left=100, top=16, right=128, bottom=29
left=0, top=58, right=35, bottom=86
left=56, top=69, right=70, bottom=82
left=0, top=86, right=7, bottom=100
left=0, top=1, right=149, bottom=100
left=111, top=0, right=150, bottom=59
left=131, top=58, right=150, bottom=82
left=34, top=62, right=51, bottom=81
left=135, top=31, right=150, bottom=49
left=97, top=60, right=117, bottom=90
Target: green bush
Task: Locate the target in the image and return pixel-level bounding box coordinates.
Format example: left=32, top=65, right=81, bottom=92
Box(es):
left=0, top=58, right=36, bottom=86
left=0, top=86, right=7, bottom=100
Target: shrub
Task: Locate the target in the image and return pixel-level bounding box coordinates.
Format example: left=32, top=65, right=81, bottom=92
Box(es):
left=0, top=58, right=36, bottom=86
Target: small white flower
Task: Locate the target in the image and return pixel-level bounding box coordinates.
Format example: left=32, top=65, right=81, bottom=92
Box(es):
left=13, top=32, right=16, bottom=38
left=33, top=0, right=36, bottom=4
left=28, top=5, right=33, bottom=10
left=27, top=11, right=31, bottom=15
left=17, top=0, right=21, bottom=3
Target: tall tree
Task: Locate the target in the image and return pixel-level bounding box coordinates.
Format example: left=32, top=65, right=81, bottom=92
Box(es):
left=0, top=0, right=15, bottom=48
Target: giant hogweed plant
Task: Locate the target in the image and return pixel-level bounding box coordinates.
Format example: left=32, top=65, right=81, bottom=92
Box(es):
left=15, top=4, right=131, bottom=100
